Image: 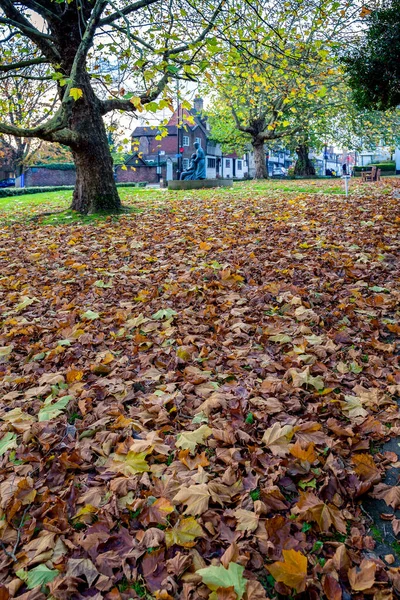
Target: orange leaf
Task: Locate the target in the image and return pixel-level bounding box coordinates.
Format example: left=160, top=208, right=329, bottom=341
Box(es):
left=352, top=453, right=381, bottom=483
left=267, top=549, right=307, bottom=592
left=289, top=440, right=317, bottom=463
left=66, top=369, right=84, bottom=383
left=199, top=241, right=212, bottom=251
left=178, top=449, right=210, bottom=470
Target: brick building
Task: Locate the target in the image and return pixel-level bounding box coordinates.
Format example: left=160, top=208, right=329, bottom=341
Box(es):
left=132, top=98, right=249, bottom=181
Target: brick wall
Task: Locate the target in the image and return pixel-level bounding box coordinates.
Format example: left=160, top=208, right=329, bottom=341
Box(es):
left=115, top=165, right=159, bottom=183
left=24, top=167, right=76, bottom=187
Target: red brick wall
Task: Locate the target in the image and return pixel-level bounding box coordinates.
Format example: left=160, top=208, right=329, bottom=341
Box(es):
left=25, top=168, right=76, bottom=187
left=115, top=165, right=159, bottom=183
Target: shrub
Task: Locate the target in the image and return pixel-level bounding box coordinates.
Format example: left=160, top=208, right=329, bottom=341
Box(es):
left=354, top=162, right=395, bottom=172
left=32, top=163, right=76, bottom=170
left=0, top=182, right=147, bottom=198
left=0, top=185, right=75, bottom=198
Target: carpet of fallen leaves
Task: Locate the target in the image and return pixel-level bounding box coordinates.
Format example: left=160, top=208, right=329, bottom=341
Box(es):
left=0, top=181, right=400, bottom=600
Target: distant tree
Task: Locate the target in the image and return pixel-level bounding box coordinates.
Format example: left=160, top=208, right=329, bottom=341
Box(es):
left=207, top=0, right=358, bottom=178
left=0, top=0, right=223, bottom=213
left=343, top=1, right=400, bottom=110
left=0, top=40, right=57, bottom=174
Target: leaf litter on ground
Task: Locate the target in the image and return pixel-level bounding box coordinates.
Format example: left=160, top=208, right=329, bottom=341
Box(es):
left=0, top=180, right=399, bottom=599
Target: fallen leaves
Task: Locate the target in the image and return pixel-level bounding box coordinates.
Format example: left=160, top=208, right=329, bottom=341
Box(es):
left=165, top=517, right=204, bottom=548
left=267, top=549, right=308, bottom=592
left=348, top=558, right=377, bottom=591
left=262, top=422, right=293, bottom=456
left=173, top=483, right=211, bottom=515
left=175, top=424, right=213, bottom=453
left=0, top=181, right=399, bottom=598
left=197, top=562, right=248, bottom=599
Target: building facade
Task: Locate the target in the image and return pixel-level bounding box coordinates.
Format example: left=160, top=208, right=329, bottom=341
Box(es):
left=132, top=98, right=249, bottom=181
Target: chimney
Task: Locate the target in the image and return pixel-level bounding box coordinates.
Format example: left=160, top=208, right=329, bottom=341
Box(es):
left=193, top=97, right=204, bottom=113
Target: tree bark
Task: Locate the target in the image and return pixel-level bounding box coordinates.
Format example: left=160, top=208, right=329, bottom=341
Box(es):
left=294, top=144, right=316, bottom=176
left=252, top=139, right=268, bottom=179
left=69, top=83, right=121, bottom=214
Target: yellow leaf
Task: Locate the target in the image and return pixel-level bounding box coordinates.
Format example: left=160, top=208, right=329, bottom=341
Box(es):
left=165, top=516, right=204, bottom=548
left=70, top=87, right=83, bottom=101
left=199, top=241, right=212, bottom=251
left=130, top=96, right=143, bottom=112
left=176, top=425, right=212, bottom=454
left=110, top=451, right=150, bottom=475
left=290, top=440, right=317, bottom=463
left=267, top=549, right=307, bottom=592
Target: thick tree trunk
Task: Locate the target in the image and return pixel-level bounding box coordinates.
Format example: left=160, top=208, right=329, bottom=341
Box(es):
left=252, top=140, right=268, bottom=179
left=69, top=81, right=121, bottom=214
left=294, top=144, right=316, bottom=176
left=70, top=119, right=121, bottom=214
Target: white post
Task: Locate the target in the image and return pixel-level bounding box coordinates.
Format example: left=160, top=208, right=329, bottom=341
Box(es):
left=342, top=174, right=350, bottom=197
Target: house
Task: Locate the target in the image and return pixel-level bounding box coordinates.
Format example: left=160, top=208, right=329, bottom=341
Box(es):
left=131, top=98, right=249, bottom=181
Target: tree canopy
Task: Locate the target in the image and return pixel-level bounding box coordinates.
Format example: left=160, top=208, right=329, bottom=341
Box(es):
left=344, top=0, right=400, bottom=110
left=204, top=0, right=358, bottom=178
left=0, top=0, right=223, bottom=212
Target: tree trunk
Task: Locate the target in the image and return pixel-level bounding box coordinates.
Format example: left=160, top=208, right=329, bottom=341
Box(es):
left=69, top=85, right=121, bottom=214
left=294, top=144, right=316, bottom=176
left=252, top=140, right=268, bottom=179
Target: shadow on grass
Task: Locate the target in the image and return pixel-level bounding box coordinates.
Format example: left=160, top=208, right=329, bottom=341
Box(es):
left=39, top=206, right=142, bottom=226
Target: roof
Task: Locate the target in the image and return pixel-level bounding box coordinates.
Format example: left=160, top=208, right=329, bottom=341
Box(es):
left=132, top=125, right=178, bottom=138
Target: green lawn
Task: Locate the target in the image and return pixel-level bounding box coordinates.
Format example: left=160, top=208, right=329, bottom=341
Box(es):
left=0, top=178, right=394, bottom=225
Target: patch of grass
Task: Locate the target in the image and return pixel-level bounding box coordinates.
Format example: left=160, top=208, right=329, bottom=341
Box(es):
left=391, top=540, right=400, bottom=557
left=370, top=525, right=383, bottom=543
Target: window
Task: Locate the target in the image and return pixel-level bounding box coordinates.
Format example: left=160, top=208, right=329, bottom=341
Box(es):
left=183, top=136, right=189, bottom=147
left=225, top=159, right=231, bottom=168
left=237, top=160, right=243, bottom=170
left=195, top=137, right=202, bottom=146
left=207, top=158, right=216, bottom=168
left=182, top=158, right=190, bottom=170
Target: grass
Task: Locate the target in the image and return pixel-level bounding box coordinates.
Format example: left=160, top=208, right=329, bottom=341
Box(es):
left=0, top=178, right=395, bottom=225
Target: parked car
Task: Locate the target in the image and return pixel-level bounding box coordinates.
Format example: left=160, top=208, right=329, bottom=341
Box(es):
left=0, top=178, right=15, bottom=188
left=270, top=167, right=287, bottom=178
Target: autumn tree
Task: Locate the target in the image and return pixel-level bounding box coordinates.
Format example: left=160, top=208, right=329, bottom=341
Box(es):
left=0, top=37, right=58, bottom=175
left=0, top=0, right=223, bottom=213
left=207, top=0, right=359, bottom=178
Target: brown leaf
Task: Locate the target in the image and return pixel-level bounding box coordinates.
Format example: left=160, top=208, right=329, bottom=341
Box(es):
left=67, top=558, right=99, bottom=587
left=352, top=453, right=381, bottom=483
left=348, top=559, right=376, bottom=591
left=323, top=574, right=342, bottom=600
left=173, top=483, right=210, bottom=515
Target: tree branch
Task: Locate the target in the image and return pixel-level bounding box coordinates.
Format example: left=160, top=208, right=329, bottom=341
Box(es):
left=166, top=0, right=224, bottom=57
left=0, top=0, right=60, bottom=62
left=0, top=109, right=79, bottom=145
left=100, top=72, right=169, bottom=115
left=0, top=57, right=49, bottom=73
left=99, top=0, right=160, bottom=26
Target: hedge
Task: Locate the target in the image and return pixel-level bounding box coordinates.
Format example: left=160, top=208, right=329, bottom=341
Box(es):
left=0, top=182, right=147, bottom=198
left=32, top=163, right=76, bottom=170
left=354, top=162, right=395, bottom=172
